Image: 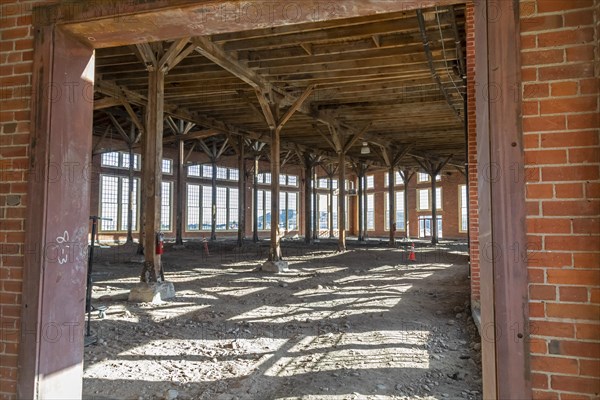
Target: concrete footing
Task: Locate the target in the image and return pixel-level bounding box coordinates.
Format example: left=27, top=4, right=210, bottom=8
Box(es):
left=128, top=281, right=175, bottom=303
left=261, top=260, right=289, bottom=273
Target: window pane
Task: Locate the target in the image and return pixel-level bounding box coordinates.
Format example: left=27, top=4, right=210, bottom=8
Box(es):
left=216, top=167, right=227, bottom=180
left=279, top=174, right=287, bottom=185
left=288, top=175, right=298, bottom=187
left=162, top=159, right=172, bottom=174
left=120, top=178, right=138, bottom=231
left=161, top=182, right=171, bottom=230
left=101, top=152, right=119, bottom=167
left=202, top=186, right=212, bottom=230
left=188, top=165, right=201, bottom=177
left=318, top=194, right=328, bottom=229
left=264, top=173, right=271, bottom=184
left=418, top=189, right=429, bottom=210
left=396, top=191, right=405, bottom=228
left=202, top=165, right=213, bottom=178
left=366, top=175, right=374, bottom=189
left=318, top=178, right=328, bottom=189
left=332, top=195, right=338, bottom=230
left=367, top=194, right=375, bottom=229
left=100, top=175, right=119, bottom=231
left=436, top=187, right=442, bottom=210
left=216, top=187, right=227, bottom=230
left=279, top=192, right=286, bottom=228
left=331, top=179, right=338, bottom=189
left=460, top=185, right=468, bottom=232
left=229, top=168, right=239, bottom=181
left=187, top=184, right=200, bottom=230
left=418, top=172, right=429, bottom=183
left=257, top=190, right=264, bottom=230
left=264, top=190, right=271, bottom=229
left=288, top=192, right=297, bottom=230
left=228, top=188, right=239, bottom=229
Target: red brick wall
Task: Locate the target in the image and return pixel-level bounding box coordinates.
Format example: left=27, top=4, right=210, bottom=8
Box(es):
left=465, top=1, right=480, bottom=309
left=521, top=0, right=600, bottom=398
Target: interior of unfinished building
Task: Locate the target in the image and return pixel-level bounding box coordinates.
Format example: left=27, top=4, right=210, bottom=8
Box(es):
left=0, top=1, right=598, bottom=400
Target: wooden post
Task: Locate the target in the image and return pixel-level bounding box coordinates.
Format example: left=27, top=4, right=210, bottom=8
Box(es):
left=175, top=138, right=184, bottom=245
left=237, top=138, right=246, bottom=247
left=313, top=170, right=318, bottom=240
left=140, top=67, right=165, bottom=282
left=388, top=166, right=396, bottom=247
left=126, top=139, right=135, bottom=244
left=363, top=172, right=368, bottom=239
left=329, top=175, right=334, bottom=238
left=303, top=153, right=313, bottom=244
left=253, top=155, right=259, bottom=242
left=338, top=152, right=346, bottom=251
left=210, top=147, right=217, bottom=241
left=18, top=26, right=94, bottom=399
left=357, top=170, right=364, bottom=241
left=269, top=126, right=283, bottom=261
left=401, top=170, right=414, bottom=239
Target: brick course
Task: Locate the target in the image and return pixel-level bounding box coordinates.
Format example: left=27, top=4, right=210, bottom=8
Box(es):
left=521, top=1, right=600, bottom=399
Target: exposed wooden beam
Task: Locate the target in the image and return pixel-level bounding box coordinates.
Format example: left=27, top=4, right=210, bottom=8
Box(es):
left=416, top=9, right=463, bottom=122
left=159, top=37, right=191, bottom=72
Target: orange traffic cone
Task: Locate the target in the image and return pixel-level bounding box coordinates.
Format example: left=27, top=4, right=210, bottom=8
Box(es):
left=408, top=243, right=416, bottom=261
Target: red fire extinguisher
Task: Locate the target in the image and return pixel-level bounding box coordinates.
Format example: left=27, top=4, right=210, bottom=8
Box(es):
left=156, top=232, right=165, bottom=255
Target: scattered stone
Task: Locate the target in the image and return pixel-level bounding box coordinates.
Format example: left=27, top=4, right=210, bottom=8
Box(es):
left=447, top=320, right=456, bottom=326
left=376, top=384, right=387, bottom=390
left=165, top=389, right=179, bottom=400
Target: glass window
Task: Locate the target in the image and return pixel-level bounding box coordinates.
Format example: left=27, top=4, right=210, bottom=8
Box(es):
left=202, top=186, right=212, bottom=230
left=418, top=189, right=430, bottom=211
left=417, top=172, right=430, bottom=183
left=99, top=175, right=139, bottom=232
left=318, top=178, right=329, bottom=189
left=122, top=153, right=140, bottom=170
left=288, top=192, right=298, bottom=230
left=459, top=185, right=468, bottom=232
left=318, top=194, right=329, bottom=230
left=100, top=175, right=119, bottom=231
left=435, top=187, right=443, bottom=210
left=366, top=175, right=374, bottom=189
left=279, top=174, right=287, bottom=185
left=161, top=181, right=172, bottom=230
left=120, top=178, right=138, bottom=231
left=385, top=191, right=405, bottom=231
left=229, top=168, right=239, bottom=181
left=366, top=194, right=375, bottom=230
left=162, top=159, right=173, bottom=175
left=216, top=187, right=227, bottom=230
left=288, top=175, right=298, bottom=187
left=101, top=152, right=120, bottom=168
left=202, top=165, right=213, bottom=178
left=216, top=167, right=228, bottom=180
left=187, top=184, right=200, bottom=230
left=228, top=188, right=239, bottom=230
left=188, top=165, right=201, bottom=177
left=331, top=179, right=338, bottom=189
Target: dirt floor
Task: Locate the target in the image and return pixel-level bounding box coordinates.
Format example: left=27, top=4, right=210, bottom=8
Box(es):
left=82, top=239, right=482, bottom=400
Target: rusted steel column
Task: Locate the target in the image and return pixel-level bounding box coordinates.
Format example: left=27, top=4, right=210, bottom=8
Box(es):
left=140, top=67, right=165, bottom=282
left=19, top=26, right=94, bottom=399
